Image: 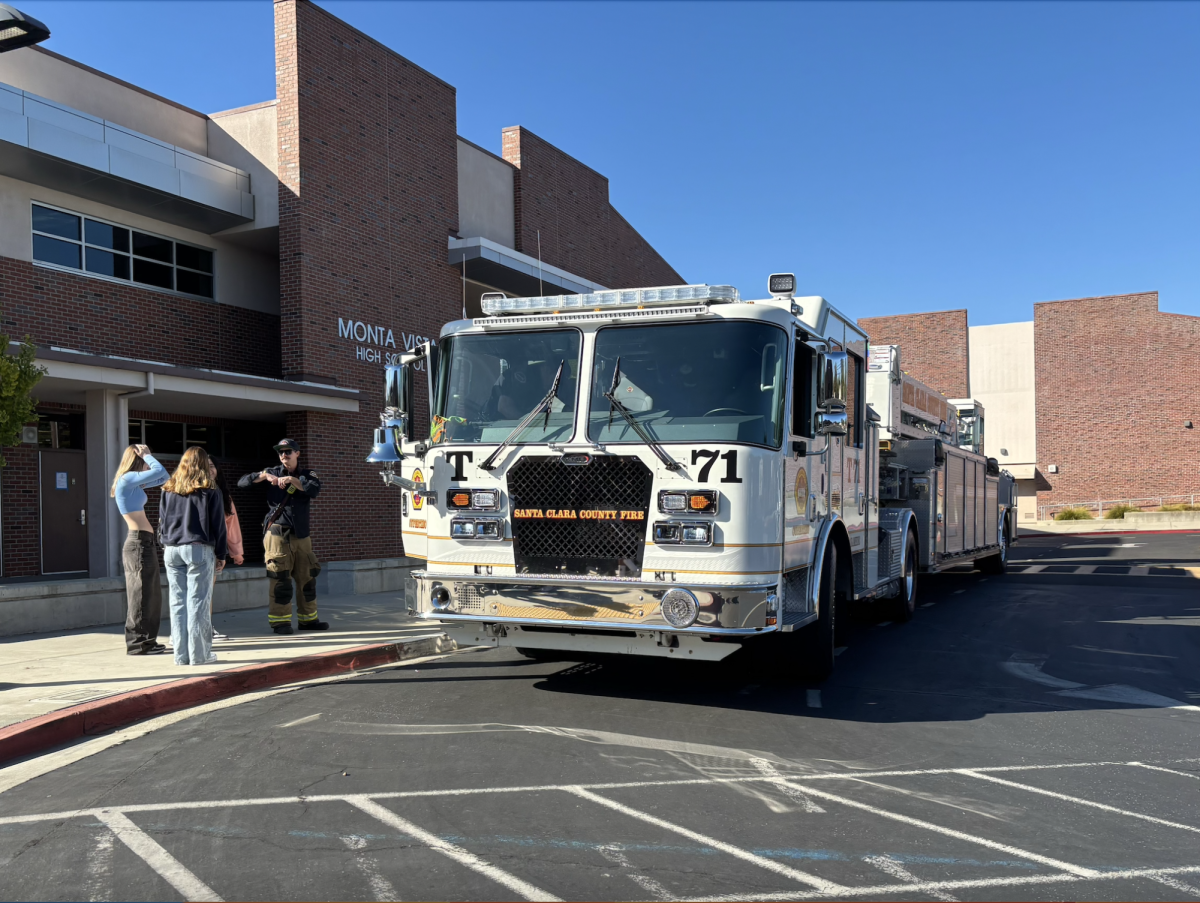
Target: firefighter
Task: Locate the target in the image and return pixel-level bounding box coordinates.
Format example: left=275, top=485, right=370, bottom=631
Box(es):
left=238, top=439, right=329, bottom=634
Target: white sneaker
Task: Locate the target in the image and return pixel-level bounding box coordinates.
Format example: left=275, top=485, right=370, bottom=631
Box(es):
left=198, top=654, right=218, bottom=665
left=212, top=629, right=228, bottom=641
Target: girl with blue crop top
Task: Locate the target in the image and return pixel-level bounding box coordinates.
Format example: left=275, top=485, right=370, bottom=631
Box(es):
left=111, top=444, right=168, bottom=655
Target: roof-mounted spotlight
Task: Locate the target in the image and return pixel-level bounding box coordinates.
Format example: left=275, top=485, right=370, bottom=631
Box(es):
left=768, top=273, right=796, bottom=299
left=0, top=4, right=50, bottom=53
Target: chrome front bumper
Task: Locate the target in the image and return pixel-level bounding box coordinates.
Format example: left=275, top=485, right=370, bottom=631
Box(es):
left=405, top=571, right=777, bottom=635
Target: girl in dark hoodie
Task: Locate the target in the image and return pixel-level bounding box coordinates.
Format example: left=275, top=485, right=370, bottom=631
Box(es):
left=159, top=446, right=227, bottom=666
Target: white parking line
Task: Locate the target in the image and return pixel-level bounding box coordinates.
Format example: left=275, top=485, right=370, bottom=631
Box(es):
left=1129, top=761, right=1200, bottom=781
left=687, top=865, right=1200, bottom=902
left=346, top=796, right=560, bottom=902
left=598, top=844, right=676, bottom=901
left=2, top=758, right=1191, bottom=828
left=778, top=781, right=1100, bottom=877
left=564, top=786, right=847, bottom=894
left=959, top=770, right=1200, bottom=834
left=96, top=810, right=222, bottom=902
left=863, top=854, right=957, bottom=901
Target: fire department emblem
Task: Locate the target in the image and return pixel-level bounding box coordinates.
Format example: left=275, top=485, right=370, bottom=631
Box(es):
left=794, top=467, right=808, bottom=516
left=411, top=469, right=424, bottom=510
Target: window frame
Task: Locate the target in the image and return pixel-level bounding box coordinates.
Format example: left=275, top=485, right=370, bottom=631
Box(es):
left=846, top=350, right=865, bottom=448
left=30, top=201, right=217, bottom=302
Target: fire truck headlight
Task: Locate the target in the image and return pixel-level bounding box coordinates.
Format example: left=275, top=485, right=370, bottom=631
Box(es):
left=451, top=516, right=504, bottom=541
left=449, top=489, right=502, bottom=510
left=658, top=489, right=718, bottom=515
left=660, top=588, right=699, bottom=628
left=472, top=489, right=500, bottom=510
left=653, top=521, right=712, bottom=545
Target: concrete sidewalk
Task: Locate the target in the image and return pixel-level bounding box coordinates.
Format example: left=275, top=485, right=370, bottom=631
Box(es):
left=0, top=589, right=439, bottom=732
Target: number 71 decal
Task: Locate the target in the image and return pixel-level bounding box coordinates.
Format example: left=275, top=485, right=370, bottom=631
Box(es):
left=691, top=449, right=743, bottom=483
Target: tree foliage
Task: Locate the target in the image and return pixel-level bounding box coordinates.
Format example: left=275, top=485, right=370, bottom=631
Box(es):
left=0, top=325, right=46, bottom=467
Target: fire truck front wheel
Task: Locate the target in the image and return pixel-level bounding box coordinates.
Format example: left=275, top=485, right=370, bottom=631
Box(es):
left=891, top=530, right=919, bottom=622
left=802, top=544, right=839, bottom=680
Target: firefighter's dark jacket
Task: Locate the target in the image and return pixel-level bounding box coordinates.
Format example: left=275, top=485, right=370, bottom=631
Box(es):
left=238, top=465, right=322, bottom=538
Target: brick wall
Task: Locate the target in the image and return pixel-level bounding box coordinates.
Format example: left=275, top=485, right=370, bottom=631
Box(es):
left=0, top=444, right=38, bottom=577
left=858, top=309, right=971, bottom=399
left=0, top=257, right=281, bottom=378
left=501, top=127, right=683, bottom=289
left=1034, top=291, right=1200, bottom=509
left=275, top=0, right=461, bottom=564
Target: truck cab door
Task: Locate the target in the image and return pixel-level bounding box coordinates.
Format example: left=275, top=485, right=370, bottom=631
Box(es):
left=784, top=335, right=818, bottom=572
left=841, top=349, right=867, bottom=573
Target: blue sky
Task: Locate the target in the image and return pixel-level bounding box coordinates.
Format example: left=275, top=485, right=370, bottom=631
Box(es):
left=18, top=1, right=1200, bottom=324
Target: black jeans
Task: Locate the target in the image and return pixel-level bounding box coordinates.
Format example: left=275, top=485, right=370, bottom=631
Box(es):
left=123, top=530, right=162, bottom=653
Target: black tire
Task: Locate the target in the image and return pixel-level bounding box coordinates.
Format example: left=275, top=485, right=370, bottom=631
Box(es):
left=976, top=518, right=1009, bottom=575
left=892, top=530, right=918, bottom=622
left=802, top=544, right=838, bottom=680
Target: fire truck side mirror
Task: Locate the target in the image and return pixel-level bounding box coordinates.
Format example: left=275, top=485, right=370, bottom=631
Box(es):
left=818, top=351, right=849, bottom=411
left=384, top=364, right=415, bottom=439
left=817, top=410, right=848, bottom=436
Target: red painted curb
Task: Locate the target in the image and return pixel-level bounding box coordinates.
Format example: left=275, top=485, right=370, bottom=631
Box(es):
left=0, top=637, right=441, bottom=767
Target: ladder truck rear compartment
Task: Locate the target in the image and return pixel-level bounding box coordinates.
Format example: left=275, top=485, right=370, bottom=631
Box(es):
left=365, top=275, right=1017, bottom=674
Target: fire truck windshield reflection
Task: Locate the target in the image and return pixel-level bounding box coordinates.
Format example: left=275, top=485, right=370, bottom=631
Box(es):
left=432, top=329, right=580, bottom=444
left=589, top=321, right=787, bottom=448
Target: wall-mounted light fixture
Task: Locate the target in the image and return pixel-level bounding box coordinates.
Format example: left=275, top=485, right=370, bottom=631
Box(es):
left=0, top=4, right=50, bottom=53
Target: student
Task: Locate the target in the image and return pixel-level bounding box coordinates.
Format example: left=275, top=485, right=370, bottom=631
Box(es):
left=159, top=446, right=227, bottom=666
left=208, top=461, right=244, bottom=641
left=111, top=444, right=169, bottom=655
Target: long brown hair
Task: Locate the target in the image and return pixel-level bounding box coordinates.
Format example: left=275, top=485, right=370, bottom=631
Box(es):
left=163, top=447, right=214, bottom=496
left=110, top=445, right=148, bottom=498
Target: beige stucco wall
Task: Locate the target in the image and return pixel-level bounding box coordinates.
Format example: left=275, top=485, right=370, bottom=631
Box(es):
left=968, top=321, right=1036, bottom=469
left=0, top=47, right=208, bottom=155
left=457, top=138, right=515, bottom=249
left=209, top=102, right=279, bottom=233
left=0, top=173, right=278, bottom=315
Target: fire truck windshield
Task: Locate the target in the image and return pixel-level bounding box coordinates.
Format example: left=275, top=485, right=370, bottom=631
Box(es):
left=588, top=321, right=786, bottom=448
left=431, top=329, right=580, bottom=445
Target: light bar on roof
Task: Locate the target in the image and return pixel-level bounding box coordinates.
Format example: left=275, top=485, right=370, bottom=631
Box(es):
left=481, top=284, right=741, bottom=315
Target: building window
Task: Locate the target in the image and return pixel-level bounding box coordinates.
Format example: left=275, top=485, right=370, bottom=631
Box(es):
left=32, top=204, right=215, bottom=300
left=38, top=412, right=86, bottom=450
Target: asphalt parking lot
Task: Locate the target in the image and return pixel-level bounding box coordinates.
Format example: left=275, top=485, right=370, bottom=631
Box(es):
left=0, top=531, right=1197, bottom=902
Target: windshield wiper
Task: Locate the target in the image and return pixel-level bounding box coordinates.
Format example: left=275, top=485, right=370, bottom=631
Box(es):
left=603, top=357, right=681, bottom=472
left=480, top=359, right=565, bottom=471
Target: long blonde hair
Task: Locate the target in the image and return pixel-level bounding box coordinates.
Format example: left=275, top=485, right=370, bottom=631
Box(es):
left=163, top=447, right=214, bottom=496
left=110, top=445, right=149, bottom=498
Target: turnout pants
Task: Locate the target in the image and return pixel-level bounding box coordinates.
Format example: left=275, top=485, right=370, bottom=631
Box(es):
left=123, top=530, right=162, bottom=653
left=265, top=528, right=321, bottom=625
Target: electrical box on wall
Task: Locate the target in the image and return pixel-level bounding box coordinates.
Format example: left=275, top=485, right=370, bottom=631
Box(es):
left=1047, top=464, right=1059, bottom=473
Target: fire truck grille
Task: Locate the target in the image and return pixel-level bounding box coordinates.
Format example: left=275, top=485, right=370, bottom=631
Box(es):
left=507, top=455, right=653, bottom=578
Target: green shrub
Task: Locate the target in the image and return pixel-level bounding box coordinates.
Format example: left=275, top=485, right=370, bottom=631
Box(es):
left=1104, top=504, right=1139, bottom=519
left=1055, top=507, right=1094, bottom=521
left=1158, top=503, right=1200, bottom=512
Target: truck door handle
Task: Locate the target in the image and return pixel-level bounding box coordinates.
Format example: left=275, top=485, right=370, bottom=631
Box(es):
left=80, top=509, right=86, bottom=525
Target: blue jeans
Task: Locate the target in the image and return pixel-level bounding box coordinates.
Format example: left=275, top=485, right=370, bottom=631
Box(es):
left=164, top=543, right=216, bottom=665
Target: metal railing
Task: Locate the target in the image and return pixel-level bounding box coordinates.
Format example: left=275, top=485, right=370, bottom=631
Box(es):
left=1038, top=494, right=1199, bottom=521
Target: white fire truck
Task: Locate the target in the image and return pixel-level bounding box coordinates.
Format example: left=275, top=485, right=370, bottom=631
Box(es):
left=369, top=276, right=1016, bottom=677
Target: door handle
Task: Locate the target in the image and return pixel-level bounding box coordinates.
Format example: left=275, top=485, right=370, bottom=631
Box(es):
left=80, top=509, right=86, bottom=525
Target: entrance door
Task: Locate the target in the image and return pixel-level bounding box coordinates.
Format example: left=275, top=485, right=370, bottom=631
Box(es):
left=40, top=450, right=88, bottom=574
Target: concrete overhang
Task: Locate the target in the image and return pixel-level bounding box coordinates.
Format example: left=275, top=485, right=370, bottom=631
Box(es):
left=0, top=81, right=254, bottom=233
left=8, top=343, right=359, bottom=419
left=1004, top=464, right=1039, bottom=480
left=450, top=235, right=605, bottom=298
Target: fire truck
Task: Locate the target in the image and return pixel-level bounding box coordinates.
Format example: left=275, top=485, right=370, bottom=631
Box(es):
left=368, top=276, right=1016, bottom=677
